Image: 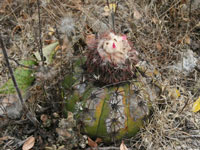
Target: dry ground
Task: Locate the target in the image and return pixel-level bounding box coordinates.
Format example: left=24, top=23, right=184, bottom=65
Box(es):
left=0, top=0, right=200, bottom=149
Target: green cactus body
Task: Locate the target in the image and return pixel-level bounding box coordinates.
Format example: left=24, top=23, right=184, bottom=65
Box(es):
left=64, top=57, right=156, bottom=142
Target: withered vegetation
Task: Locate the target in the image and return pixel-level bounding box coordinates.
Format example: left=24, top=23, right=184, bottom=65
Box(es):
left=0, top=0, right=200, bottom=149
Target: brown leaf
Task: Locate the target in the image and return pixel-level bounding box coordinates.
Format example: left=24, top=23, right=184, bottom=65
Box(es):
left=132, top=6, right=142, bottom=20
left=67, top=111, right=74, bottom=122
left=56, top=128, right=72, bottom=138
left=20, top=11, right=29, bottom=20
left=0, top=0, right=12, bottom=13
left=44, top=39, right=55, bottom=45
left=12, top=25, right=23, bottom=37
left=70, top=0, right=83, bottom=10
left=120, top=141, right=128, bottom=150
left=95, top=138, right=102, bottom=144
left=88, top=137, right=98, bottom=148
left=152, top=17, right=158, bottom=24
left=156, top=42, right=162, bottom=51
left=184, top=35, right=191, bottom=45
left=177, top=39, right=182, bottom=44
left=0, top=136, right=9, bottom=142
left=22, top=136, right=35, bottom=150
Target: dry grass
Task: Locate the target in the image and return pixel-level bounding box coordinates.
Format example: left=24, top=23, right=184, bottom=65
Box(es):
left=0, top=0, right=200, bottom=149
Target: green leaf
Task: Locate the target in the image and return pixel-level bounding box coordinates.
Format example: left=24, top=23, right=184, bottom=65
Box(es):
left=0, top=60, right=37, bottom=94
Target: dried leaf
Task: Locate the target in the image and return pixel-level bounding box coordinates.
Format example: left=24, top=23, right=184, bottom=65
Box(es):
left=120, top=141, right=128, bottom=150
left=156, top=42, right=162, bottom=51
left=0, top=136, right=10, bottom=142
left=34, top=41, right=59, bottom=64
left=88, top=137, right=98, bottom=148
left=0, top=0, right=12, bottom=13
left=55, top=45, right=60, bottom=51
left=95, top=138, right=102, bottom=144
left=133, top=8, right=142, bottom=20
left=22, top=136, right=35, bottom=150
left=192, top=97, right=200, bottom=113
left=21, top=11, right=29, bottom=20
left=12, top=25, right=23, bottom=37
left=182, top=17, right=190, bottom=21
left=184, top=35, right=191, bottom=45
left=152, top=17, right=158, bottom=24
left=67, top=111, right=74, bottom=122
left=56, top=128, right=72, bottom=138
left=48, top=27, right=55, bottom=36
left=153, top=69, right=160, bottom=76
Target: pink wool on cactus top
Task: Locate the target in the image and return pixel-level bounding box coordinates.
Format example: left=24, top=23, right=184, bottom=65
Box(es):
left=85, top=31, right=139, bottom=84
left=96, top=32, right=138, bottom=65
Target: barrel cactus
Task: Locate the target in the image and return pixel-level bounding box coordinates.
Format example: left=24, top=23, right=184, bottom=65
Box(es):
left=63, top=31, right=160, bottom=143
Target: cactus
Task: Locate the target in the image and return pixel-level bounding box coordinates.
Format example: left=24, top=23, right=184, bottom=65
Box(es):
left=64, top=32, right=160, bottom=142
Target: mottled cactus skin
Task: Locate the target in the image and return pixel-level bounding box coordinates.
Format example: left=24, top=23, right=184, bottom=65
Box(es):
left=63, top=57, right=159, bottom=143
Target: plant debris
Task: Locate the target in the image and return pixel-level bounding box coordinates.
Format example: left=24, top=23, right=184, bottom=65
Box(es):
left=0, top=0, right=200, bottom=149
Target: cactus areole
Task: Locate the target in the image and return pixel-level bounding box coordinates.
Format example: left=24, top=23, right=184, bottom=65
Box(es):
left=86, top=32, right=139, bottom=84
left=64, top=32, right=156, bottom=143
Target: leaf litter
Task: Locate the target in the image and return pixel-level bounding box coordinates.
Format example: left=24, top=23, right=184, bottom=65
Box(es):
left=0, top=0, right=200, bottom=149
